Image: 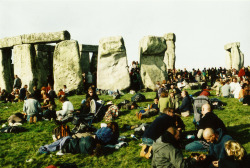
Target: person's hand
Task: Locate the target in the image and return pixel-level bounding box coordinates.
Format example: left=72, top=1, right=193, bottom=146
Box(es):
left=197, top=154, right=206, bottom=161
left=212, top=161, right=219, bottom=167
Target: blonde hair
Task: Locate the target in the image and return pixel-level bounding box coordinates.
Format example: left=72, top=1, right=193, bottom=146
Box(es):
left=224, top=140, right=245, bottom=160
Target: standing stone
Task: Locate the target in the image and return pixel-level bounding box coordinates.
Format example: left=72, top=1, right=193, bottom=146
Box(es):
left=34, top=44, right=54, bottom=89
left=13, top=44, right=36, bottom=92
left=97, top=36, right=130, bottom=91
left=225, top=51, right=231, bottom=69
left=224, top=42, right=244, bottom=70
left=163, top=33, right=176, bottom=70
left=140, top=36, right=167, bottom=90
left=0, top=49, right=13, bottom=92
left=53, top=40, right=82, bottom=93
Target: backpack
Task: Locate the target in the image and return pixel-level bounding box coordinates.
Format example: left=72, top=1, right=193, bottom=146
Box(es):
left=131, top=93, right=146, bottom=102
left=104, top=105, right=119, bottom=122
left=53, top=125, right=70, bottom=140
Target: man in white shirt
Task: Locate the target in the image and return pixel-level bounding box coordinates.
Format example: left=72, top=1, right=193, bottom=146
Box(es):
left=229, top=78, right=239, bottom=98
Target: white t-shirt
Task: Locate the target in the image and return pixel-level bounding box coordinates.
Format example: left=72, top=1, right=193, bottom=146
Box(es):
left=57, top=101, right=74, bottom=116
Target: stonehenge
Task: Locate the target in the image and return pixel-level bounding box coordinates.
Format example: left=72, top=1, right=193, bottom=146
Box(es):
left=97, top=36, right=130, bottom=91
left=224, top=42, right=244, bottom=71
left=163, top=33, right=176, bottom=70
left=53, top=40, right=82, bottom=93
left=140, top=36, right=168, bottom=90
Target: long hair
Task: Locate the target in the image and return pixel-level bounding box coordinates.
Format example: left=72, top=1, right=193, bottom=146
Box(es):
left=224, top=140, right=245, bottom=160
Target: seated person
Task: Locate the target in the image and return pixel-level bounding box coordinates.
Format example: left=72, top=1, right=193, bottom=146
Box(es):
left=23, top=93, right=41, bottom=123
left=56, top=96, right=74, bottom=121
left=158, top=92, right=170, bottom=113
left=186, top=104, right=226, bottom=152
left=32, top=86, right=41, bottom=101
left=212, top=140, right=247, bottom=168
left=152, top=127, right=197, bottom=168
left=193, top=83, right=210, bottom=97
left=196, top=128, right=233, bottom=168
left=168, top=91, right=179, bottom=109
left=136, top=97, right=159, bottom=120
left=57, top=89, right=65, bottom=98
left=86, top=86, right=99, bottom=101
left=63, top=85, right=69, bottom=96
left=176, top=90, right=192, bottom=117
left=238, top=83, right=248, bottom=102
left=211, top=79, right=222, bottom=96
left=8, top=112, right=26, bottom=126
left=142, top=108, right=175, bottom=146
left=0, top=89, right=9, bottom=102
left=42, top=99, right=57, bottom=120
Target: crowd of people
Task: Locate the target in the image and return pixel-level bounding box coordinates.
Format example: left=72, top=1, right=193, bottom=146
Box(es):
left=1, top=65, right=250, bottom=168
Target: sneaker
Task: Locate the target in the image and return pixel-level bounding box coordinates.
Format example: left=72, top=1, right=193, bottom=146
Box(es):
left=139, top=113, right=142, bottom=120
left=56, top=150, right=64, bottom=156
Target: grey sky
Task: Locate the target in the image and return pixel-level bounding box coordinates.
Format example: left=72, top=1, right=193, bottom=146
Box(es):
left=0, top=0, right=249, bottom=70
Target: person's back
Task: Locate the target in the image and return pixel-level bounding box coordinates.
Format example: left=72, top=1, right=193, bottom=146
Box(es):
left=143, top=112, right=174, bottom=141
left=158, top=97, right=170, bottom=113
left=221, top=83, right=230, bottom=97
left=199, top=112, right=227, bottom=134
left=152, top=127, right=196, bottom=168
left=23, top=98, right=41, bottom=116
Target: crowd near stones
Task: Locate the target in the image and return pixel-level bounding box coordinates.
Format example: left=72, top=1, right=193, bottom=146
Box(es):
left=0, top=30, right=249, bottom=168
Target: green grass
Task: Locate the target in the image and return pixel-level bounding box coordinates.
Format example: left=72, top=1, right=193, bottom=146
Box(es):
left=0, top=90, right=249, bottom=168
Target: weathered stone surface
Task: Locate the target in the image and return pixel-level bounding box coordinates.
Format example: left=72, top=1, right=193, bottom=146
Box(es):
left=53, top=40, right=82, bottom=93
left=13, top=44, right=36, bottom=92
left=0, top=49, right=13, bottom=92
left=140, top=36, right=167, bottom=90
left=79, top=44, right=98, bottom=52
left=224, top=42, right=240, bottom=50
left=225, top=51, right=231, bottom=69
left=163, top=33, right=176, bottom=70
left=231, top=44, right=241, bottom=70
left=0, top=36, right=22, bottom=48
left=97, top=36, right=130, bottom=91
left=224, top=42, right=244, bottom=70
left=164, top=33, right=176, bottom=42
left=22, top=30, right=70, bottom=44
left=79, top=51, right=90, bottom=74
left=140, top=36, right=167, bottom=55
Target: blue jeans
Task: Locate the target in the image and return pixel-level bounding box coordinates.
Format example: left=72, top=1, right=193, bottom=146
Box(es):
left=142, top=137, right=154, bottom=146
left=185, top=140, right=208, bottom=152
left=239, top=98, right=244, bottom=102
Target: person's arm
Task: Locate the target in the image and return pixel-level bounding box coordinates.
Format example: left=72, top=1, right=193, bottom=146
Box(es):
left=168, top=147, right=196, bottom=168
left=58, top=102, right=68, bottom=116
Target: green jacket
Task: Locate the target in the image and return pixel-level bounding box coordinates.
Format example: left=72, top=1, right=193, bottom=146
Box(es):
left=158, top=97, right=170, bottom=113
left=152, top=132, right=195, bottom=168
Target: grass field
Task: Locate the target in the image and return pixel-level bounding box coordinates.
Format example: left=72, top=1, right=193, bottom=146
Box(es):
left=0, top=89, right=249, bottom=168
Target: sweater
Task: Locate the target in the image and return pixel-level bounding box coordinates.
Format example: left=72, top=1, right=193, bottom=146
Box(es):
left=23, top=98, right=41, bottom=116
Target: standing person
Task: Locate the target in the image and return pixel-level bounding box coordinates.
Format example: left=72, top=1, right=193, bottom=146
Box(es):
left=87, top=72, right=93, bottom=90
left=23, top=94, right=41, bottom=123
left=238, top=67, right=245, bottom=81
left=13, top=75, right=22, bottom=89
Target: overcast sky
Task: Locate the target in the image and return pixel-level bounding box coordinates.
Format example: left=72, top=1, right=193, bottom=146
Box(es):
left=0, top=0, right=249, bottom=70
